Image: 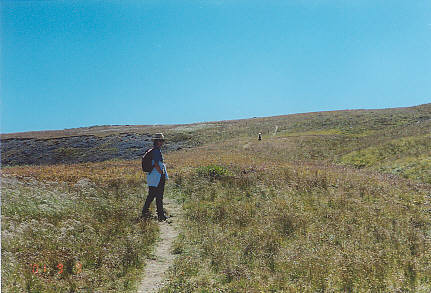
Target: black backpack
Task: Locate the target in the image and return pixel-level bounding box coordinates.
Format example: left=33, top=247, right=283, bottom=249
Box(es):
left=141, top=148, right=154, bottom=173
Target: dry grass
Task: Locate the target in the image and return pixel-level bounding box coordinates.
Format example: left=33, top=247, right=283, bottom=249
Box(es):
left=161, top=154, right=431, bottom=292
left=1, top=162, right=159, bottom=292
left=2, top=103, right=431, bottom=291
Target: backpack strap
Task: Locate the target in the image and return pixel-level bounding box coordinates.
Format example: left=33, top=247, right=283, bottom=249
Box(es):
left=149, top=148, right=155, bottom=171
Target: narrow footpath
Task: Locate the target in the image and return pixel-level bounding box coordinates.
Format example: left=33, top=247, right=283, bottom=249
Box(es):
left=137, top=196, right=181, bottom=293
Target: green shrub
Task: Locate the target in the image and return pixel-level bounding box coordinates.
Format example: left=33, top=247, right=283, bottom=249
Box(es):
left=196, top=165, right=233, bottom=181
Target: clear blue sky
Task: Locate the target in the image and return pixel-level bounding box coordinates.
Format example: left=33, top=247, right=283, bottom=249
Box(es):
left=1, top=0, right=430, bottom=133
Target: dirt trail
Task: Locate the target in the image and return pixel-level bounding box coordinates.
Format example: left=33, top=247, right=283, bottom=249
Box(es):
left=137, top=196, right=181, bottom=293
left=273, top=125, right=278, bottom=136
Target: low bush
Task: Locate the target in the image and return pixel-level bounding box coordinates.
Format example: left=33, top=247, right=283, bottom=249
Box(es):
left=196, top=165, right=234, bottom=181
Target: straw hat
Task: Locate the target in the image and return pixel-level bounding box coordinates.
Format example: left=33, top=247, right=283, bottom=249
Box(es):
left=151, top=133, right=165, bottom=141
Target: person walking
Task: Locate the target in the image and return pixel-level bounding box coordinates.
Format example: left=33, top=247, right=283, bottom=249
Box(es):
left=141, top=133, right=169, bottom=222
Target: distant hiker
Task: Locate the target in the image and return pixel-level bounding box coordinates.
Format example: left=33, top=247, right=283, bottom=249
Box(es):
left=141, top=133, right=169, bottom=222
left=258, top=132, right=262, bottom=141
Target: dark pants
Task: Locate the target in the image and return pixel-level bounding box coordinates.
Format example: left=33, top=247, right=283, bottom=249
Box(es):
left=141, top=174, right=165, bottom=217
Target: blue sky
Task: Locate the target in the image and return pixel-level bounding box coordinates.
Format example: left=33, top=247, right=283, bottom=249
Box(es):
left=1, top=0, right=430, bottom=133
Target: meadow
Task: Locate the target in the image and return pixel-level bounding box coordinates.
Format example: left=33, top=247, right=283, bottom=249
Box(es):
left=1, top=103, right=431, bottom=292
left=1, top=161, right=159, bottom=292
left=160, top=147, right=431, bottom=292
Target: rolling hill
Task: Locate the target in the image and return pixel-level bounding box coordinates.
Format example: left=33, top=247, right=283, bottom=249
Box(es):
left=1, top=103, right=430, bottom=292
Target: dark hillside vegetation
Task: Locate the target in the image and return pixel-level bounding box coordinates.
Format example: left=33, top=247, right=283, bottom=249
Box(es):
left=1, top=103, right=430, bottom=168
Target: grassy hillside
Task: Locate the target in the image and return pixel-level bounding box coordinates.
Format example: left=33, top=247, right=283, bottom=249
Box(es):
left=2, top=103, right=430, bottom=168
left=1, top=103, right=431, bottom=291
left=159, top=147, right=431, bottom=292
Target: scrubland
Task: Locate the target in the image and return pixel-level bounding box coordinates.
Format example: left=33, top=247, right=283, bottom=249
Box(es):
left=160, top=149, right=431, bottom=292
left=1, top=162, right=158, bottom=292
left=2, top=103, right=431, bottom=292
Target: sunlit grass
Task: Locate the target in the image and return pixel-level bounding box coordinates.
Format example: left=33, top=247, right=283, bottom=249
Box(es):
left=1, top=165, right=158, bottom=292
left=162, top=162, right=431, bottom=292
left=340, top=135, right=431, bottom=168
left=2, top=103, right=431, bottom=291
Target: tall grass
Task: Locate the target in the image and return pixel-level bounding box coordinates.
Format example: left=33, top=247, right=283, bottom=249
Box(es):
left=2, top=103, right=431, bottom=291
left=1, top=163, right=158, bottom=292
left=161, top=161, right=431, bottom=292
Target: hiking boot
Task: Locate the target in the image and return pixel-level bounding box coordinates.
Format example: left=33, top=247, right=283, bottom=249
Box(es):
left=140, top=212, right=152, bottom=220
left=157, top=214, right=168, bottom=222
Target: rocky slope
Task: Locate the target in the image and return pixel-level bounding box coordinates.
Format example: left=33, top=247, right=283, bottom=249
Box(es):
left=1, top=132, right=190, bottom=166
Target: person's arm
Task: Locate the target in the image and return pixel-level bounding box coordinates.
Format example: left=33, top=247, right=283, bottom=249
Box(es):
left=154, top=162, right=163, bottom=175
left=152, top=149, right=164, bottom=175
